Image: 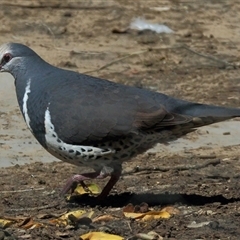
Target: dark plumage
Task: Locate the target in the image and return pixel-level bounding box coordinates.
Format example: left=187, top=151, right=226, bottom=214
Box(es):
left=0, top=42, right=239, bottom=198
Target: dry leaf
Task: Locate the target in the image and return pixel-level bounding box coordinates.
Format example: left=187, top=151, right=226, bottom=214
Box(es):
left=123, top=212, right=143, bottom=219
left=140, top=211, right=171, bottom=221
left=18, top=217, right=43, bottom=229
left=74, top=183, right=101, bottom=195
left=80, top=231, right=123, bottom=240
left=123, top=211, right=170, bottom=221
left=160, top=206, right=180, bottom=215
left=50, top=210, right=86, bottom=225
left=0, top=218, right=14, bottom=228
left=123, top=205, right=179, bottom=221
left=135, top=231, right=163, bottom=240
left=92, top=214, right=117, bottom=223
left=50, top=210, right=94, bottom=226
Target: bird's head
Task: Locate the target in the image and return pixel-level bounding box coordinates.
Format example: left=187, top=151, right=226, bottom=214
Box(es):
left=0, top=43, right=37, bottom=76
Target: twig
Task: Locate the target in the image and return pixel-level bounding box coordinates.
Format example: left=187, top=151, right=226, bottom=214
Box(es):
left=150, top=44, right=237, bottom=68
left=0, top=3, right=109, bottom=10
left=123, top=158, right=220, bottom=175
left=0, top=216, right=22, bottom=221
left=127, top=220, right=133, bottom=233
left=38, top=21, right=57, bottom=48
left=83, top=44, right=237, bottom=74
left=6, top=203, right=59, bottom=212
left=180, top=44, right=237, bottom=69
left=1, top=187, right=45, bottom=194
left=83, top=50, right=149, bottom=74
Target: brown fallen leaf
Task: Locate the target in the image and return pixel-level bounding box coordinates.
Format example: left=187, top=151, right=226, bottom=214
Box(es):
left=92, top=214, right=118, bottom=223
left=18, top=217, right=43, bottom=229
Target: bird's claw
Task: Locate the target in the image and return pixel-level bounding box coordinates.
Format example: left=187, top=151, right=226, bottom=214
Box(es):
left=61, top=177, right=93, bottom=196
left=60, top=177, right=78, bottom=196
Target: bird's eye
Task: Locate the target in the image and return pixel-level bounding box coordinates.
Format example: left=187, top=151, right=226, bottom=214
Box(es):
left=3, top=53, right=12, bottom=63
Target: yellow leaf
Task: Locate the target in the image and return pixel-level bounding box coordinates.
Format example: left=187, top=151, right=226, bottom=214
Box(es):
left=0, top=218, right=14, bottom=228
left=60, top=210, right=87, bottom=220
left=51, top=210, right=86, bottom=225
left=80, top=232, right=123, bottom=240
left=141, top=211, right=171, bottom=221
left=74, top=183, right=101, bottom=195
left=123, top=212, right=143, bottom=219
left=124, top=210, right=171, bottom=221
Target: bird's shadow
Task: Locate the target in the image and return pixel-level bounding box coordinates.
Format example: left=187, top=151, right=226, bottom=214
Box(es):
left=66, top=192, right=240, bottom=208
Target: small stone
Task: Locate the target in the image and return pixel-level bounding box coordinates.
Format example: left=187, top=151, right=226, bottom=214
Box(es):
left=206, top=210, right=213, bottom=215
left=63, top=11, right=72, bottom=17
left=38, top=179, right=46, bottom=185
left=183, top=31, right=192, bottom=37
left=223, top=132, right=230, bottom=135
left=187, top=221, right=211, bottom=228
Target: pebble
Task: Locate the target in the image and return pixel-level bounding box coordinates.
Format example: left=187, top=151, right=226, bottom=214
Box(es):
left=187, top=221, right=211, bottom=228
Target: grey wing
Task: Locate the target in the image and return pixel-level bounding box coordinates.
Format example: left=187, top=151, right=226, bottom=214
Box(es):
left=48, top=75, right=192, bottom=145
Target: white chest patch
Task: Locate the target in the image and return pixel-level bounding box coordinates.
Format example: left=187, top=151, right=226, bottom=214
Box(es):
left=22, top=79, right=32, bottom=131
left=44, top=107, right=115, bottom=166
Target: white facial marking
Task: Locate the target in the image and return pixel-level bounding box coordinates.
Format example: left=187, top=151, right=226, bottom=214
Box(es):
left=44, top=107, right=115, bottom=165
left=22, top=79, right=32, bottom=131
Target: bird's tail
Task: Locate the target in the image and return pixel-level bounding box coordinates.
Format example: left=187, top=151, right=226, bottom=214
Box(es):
left=170, top=115, right=234, bottom=137
left=160, top=94, right=240, bottom=118
left=159, top=96, right=240, bottom=137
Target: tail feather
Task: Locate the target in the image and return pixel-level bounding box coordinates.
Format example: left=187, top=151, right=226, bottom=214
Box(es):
left=178, top=103, right=240, bottom=118
left=170, top=115, right=236, bottom=138
left=161, top=95, right=240, bottom=118
left=191, top=116, right=234, bottom=126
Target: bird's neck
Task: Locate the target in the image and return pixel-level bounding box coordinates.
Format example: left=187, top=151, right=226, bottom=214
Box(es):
left=14, top=57, right=53, bottom=113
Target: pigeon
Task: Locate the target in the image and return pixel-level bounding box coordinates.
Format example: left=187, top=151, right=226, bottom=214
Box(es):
left=0, top=42, right=240, bottom=198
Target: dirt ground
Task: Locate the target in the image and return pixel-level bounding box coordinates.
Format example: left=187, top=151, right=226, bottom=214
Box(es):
left=1, top=0, right=240, bottom=239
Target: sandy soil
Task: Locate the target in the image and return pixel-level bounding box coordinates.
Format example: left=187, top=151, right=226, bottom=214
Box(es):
left=1, top=1, right=240, bottom=239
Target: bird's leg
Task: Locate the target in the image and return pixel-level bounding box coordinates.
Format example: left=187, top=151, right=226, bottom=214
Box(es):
left=97, top=165, right=122, bottom=199
left=97, top=171, right=121, bottom=200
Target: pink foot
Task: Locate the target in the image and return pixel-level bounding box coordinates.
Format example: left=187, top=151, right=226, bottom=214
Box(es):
left=60, top=167, right=122, bottom=199
left=60, top=171, right=107, bottom=196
